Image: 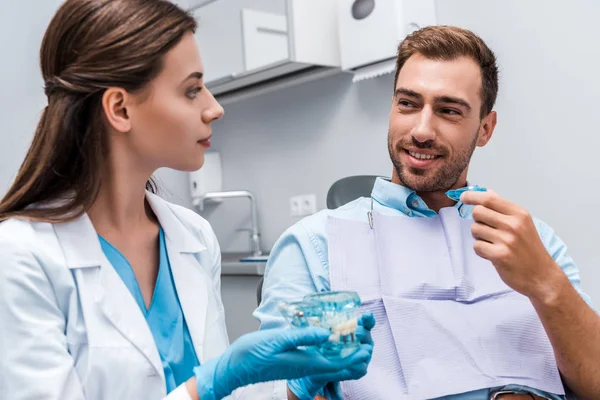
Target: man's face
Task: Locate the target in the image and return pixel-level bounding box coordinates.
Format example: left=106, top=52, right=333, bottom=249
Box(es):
left=388, top=54, right=496, bottom=192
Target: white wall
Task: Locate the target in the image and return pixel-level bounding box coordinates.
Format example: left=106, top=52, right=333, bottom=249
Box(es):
left=2, top=0, right=599, bottom=340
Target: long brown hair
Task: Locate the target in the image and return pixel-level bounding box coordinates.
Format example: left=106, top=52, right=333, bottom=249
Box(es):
left=394, top=25, right=499, bottom=118
left=0, top=0, right=196, bottom=223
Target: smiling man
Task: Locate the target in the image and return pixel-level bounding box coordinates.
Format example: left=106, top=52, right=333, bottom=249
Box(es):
left=255, top=25, right=600, bottom=400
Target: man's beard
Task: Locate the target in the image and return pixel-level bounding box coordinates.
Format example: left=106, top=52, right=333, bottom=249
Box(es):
left=388, top=131, right=479, bottom=192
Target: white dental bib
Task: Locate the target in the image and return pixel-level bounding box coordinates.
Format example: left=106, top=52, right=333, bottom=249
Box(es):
left=327, top=207, right=564, bottom=399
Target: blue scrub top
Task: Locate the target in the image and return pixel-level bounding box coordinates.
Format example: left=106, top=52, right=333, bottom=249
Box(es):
left=99, top=227, right=200, bottom=393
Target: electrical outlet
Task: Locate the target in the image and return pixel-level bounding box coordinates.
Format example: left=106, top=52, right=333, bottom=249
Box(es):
left=300, top=194, right=317, bottom=215
left=290, top=194, right=317, bottom=217
left=290, top=196, right=302, bottom=217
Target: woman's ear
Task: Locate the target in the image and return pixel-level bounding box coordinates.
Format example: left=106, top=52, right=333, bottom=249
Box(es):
left=102, top=88, right=131, bottom=133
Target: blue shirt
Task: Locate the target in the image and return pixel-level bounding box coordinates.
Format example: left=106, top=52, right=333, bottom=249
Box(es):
left=99, top=227, right=200, bottom=393
left=254, top=178, right=594, bottom=400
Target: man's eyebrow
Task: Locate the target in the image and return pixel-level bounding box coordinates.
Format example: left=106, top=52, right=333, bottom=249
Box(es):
left=434, top=95, right=472, bottom=111
left=395, top=88, right=473, bottom=112
left=394, top=88, right=423, bottom=100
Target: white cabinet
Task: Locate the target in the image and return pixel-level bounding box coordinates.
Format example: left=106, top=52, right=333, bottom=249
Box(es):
left=193, top=0, right=342, bottom=103
left=240, top=8, right=289, bottom=72
left=192, top=0, right=248, bottom=85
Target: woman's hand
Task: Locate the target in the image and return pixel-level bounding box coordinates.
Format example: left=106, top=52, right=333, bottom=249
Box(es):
left=286, top=312, right=376, bottom=400
left=193, top=323, right=374, bottom=400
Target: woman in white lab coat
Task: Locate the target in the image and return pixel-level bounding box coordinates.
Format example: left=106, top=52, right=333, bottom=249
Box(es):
left=0, top=1, right=374, bottom=399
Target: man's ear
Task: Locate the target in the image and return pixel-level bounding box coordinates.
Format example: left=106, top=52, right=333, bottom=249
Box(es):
left=477, top=110, right=497, bottom=147
left=102, top=88, right=131, bottom=133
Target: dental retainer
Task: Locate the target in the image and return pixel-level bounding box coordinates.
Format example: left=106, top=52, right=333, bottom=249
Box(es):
left=445, top=185, right=487, bottom=201
left=279, top=291, right=361, bottom=359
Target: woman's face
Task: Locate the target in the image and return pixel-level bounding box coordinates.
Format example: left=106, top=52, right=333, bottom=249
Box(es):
left=123, top=31, right=224, bottom=172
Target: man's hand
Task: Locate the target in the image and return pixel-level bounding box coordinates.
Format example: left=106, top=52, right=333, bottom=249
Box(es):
left=460, top=190, right=566, bottom=303
left=463, top=190, right=600, bottom=399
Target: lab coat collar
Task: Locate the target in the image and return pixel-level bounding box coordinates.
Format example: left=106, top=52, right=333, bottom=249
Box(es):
left=54, top=192, right=206, bottom=270
left=145, top=191, right=207, bottom=254
left=53, top=211, right=104, bottom=269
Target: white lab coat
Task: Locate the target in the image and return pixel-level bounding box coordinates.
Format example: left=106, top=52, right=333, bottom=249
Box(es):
left=0, top=192, right=285, bottom=400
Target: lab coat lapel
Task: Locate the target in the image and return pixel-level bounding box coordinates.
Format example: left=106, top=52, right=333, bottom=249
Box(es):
left=146, top=193, right=210, bottom=363
left=53, top=213, right=165, bottom=379
left=169, top=249, right=210, bottom=362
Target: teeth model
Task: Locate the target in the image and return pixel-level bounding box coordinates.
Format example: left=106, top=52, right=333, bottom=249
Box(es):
left=330, top=317, right=358, bottom=344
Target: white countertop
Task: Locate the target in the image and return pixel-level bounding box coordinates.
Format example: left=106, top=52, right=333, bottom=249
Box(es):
left=221, top=252, right=269, bottom=276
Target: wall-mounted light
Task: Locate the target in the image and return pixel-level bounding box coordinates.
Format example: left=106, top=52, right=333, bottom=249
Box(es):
left=351, top=0, right=375, bottom=20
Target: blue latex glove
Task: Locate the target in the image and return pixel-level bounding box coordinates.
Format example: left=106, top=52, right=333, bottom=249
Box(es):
left=194, top=326, right=373, bottom=400
left=287, top=312, right=376, bottom=400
